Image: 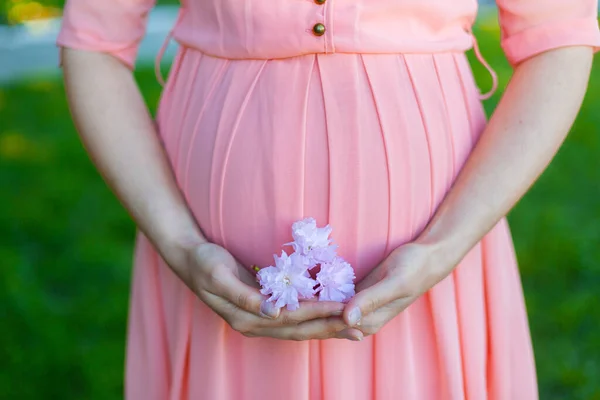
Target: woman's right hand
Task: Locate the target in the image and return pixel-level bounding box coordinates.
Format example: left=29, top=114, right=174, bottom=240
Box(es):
left=182, top=242, right=363, bottom=341
left=61, top=49, right=361, bottom=341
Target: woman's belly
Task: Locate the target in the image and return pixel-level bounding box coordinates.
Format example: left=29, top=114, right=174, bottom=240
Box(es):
left=157, top=48, right=486, bottom=280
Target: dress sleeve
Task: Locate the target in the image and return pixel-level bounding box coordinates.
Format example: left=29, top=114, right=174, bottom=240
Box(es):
left=57, top=0, right=157, bottom=69
left=496, top=0, right=600, bottom=66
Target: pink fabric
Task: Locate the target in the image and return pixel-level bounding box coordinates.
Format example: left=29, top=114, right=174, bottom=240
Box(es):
left=125, top=50, right=538, bottom=399
left=58, top=0, right=156, bottom=69
left=57, top=0, right=600, bottom=67
left=497, top=0, right=600, bottom=65
left=57, top=1, right=600, bottom=399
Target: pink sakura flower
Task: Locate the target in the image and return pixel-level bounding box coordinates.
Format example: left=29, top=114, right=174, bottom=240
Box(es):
left=316, top=256, right=356, bottom=302
left=289, top=217, right=338, bottom=264
left=257, top=251, right=316, bottom=311
left=257, top=218, right=357, bottom=308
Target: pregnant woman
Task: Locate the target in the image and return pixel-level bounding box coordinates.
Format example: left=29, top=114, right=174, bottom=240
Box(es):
left=58, top=0, right=599, bottom=398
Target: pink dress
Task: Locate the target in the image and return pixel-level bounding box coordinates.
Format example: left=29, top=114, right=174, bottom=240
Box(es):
left=58, top=1, right=600, bottom=399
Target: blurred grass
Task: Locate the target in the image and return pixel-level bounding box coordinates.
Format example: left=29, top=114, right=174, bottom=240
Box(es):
left=1, top=14, right=599, bottom=400
left=0, top=0, right=180, bottom=25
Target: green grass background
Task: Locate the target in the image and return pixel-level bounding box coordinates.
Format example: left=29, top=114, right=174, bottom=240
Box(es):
left=1, top=8, right=599, bottom=400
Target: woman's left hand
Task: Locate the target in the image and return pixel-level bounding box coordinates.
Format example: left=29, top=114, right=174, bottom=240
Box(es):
left=342, top=242, right=453, bottom=337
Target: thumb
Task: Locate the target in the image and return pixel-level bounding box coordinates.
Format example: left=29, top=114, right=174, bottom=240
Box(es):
left=236, top=262, right=261, bottom=289
left=213, top=267, right=281, bottom=319
left=343, top=278, right=399, bottom=327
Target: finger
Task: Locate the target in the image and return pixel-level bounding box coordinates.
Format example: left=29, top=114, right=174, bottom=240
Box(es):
left=207, top=267, right=279, bottom=319
left=356, top=297, right=413, bottom=336
left=355, top=264, right=388, bottom=292
left=343, top=278, right=400, bottom=327
left=274, top=301, right=345, bottom=325
left=256, top=317, right=348, bottom=341
left=336, top=328, right=364, bottom=341
left=204, top=292, right=350, bottom=340
left=300, top=296, right=319, bottom=302
left=201, top=290, right=256, bottom=333
left=236, top=263, right=261, bottom=289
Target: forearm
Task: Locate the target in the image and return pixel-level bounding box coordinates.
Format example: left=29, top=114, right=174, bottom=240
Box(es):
left=62, top=48, right=205, bottom=273
left=416, top=46, right=594, bottom=273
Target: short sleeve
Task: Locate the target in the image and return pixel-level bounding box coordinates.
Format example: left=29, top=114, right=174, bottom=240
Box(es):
left=57, top=0, right=157, bottom=69
left=497, top=0, right=600, bottom=66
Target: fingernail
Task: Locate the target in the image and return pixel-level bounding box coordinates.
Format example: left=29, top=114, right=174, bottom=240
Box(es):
left=345, top=333, right=363, bottom=342
left=260, top=301, right=280, bottom=319
left=339, top=329, right=355, bottom=341
left=348, top=308, right=362, bottom=327
left=332, top=310, right=343, bottom=316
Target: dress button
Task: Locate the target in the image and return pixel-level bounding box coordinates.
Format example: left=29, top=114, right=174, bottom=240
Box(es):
left=315, top=0, right=326, bottom=4
left=312, top=23, right=326, bottom=36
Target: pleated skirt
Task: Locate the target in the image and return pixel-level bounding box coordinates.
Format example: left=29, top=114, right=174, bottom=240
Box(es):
left=125, top=48, right=538, bottom=399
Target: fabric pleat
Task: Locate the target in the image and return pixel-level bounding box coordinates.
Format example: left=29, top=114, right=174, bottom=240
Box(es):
left=453, top=54, right=487, bottom=147
left=155, top=47, right=186, bottom=136
left=167, top=293, right=192, bottom=400
left=124, top=48, right=538, bottom=400
left=216, top=60, right=267, bottom=250
left=457, top=245, right=488, bottom=399
left=182, top=58, right=227, bottom=192
left=180, top=58, right=230, bottom=241
left=125, top=236, right=170, bottom=400
left=166, top=51, right=202, bottom=178
left=432, top=55, right=457, bottom=179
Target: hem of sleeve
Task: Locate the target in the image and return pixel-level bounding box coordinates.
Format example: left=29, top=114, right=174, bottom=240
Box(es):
left=501, top=17, right=600, bottom=66
left=56, top=30, right=138, bottom=70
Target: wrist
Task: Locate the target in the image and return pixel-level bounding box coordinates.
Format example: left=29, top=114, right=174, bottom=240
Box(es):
left=151, top=219, right=207, bottom=272
left=413, top=228, right=472, bottom=278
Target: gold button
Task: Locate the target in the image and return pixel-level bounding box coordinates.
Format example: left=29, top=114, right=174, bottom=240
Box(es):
left=315, top=0, right=326, bottom=4
left=312, top=23, right=326, bottom=36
